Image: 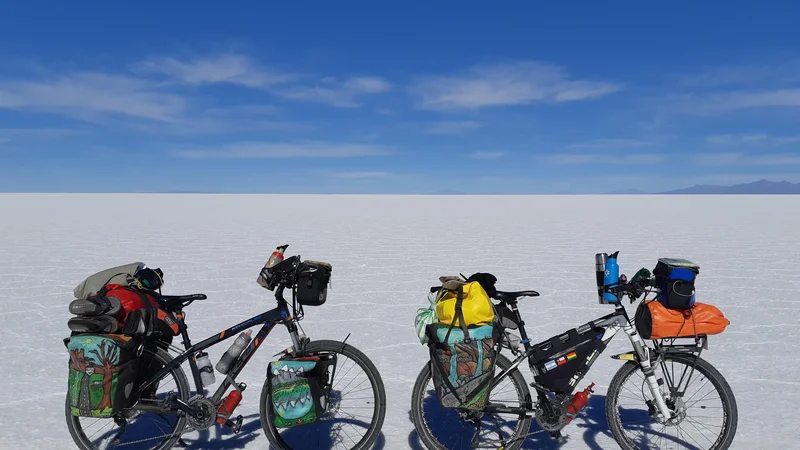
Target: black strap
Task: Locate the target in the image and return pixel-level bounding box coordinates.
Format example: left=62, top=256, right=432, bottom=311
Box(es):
left=443, top=286, right=471, bottom=344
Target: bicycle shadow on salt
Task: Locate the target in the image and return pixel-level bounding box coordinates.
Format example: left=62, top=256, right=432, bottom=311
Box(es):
left=115, top=413, right=385, bottom=450
left=407, top=392, right=614, bottom=450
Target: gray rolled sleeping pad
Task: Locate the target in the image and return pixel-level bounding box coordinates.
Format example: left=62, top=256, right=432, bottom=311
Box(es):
left=73, top=262, right=145, bottom=299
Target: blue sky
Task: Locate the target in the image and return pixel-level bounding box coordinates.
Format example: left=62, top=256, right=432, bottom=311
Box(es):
left=1, top=1, right=799, bottom=193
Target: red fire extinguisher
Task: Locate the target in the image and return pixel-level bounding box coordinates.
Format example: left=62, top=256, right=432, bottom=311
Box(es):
left=565, top=383, right=595, bottom=424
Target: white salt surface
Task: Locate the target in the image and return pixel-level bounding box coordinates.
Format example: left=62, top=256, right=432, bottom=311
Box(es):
left=1, top=193, right=797, bottom=449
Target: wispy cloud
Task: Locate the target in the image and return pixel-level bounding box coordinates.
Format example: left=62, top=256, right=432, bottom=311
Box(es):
left=276, top=76, right=391, bottom=108
left=412, top=61, right=621, bottom=110
left=468, top=151, right=504, bottom=160
left=173, top=141, right=392, bottom=159
left=427, top=121, right=482, bottom=135
left=692, top=152, right=800, bottom=166
left=675, top=61, right=800, bottom=88
left=705, top=133, right=800, bottom=145
left=544, top=153, right=663, bottom=165
left=569, top=138, right=656, bottom=149
left=330, top=171, right=389, bottom=179
left=0, top=72, right=187, bottom=122
left=135, top=53, right=298, bottom=88
left=669, top=89, right=800, bottom=115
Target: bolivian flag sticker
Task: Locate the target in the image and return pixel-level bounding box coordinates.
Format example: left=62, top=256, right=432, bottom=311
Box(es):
left=567, top=352, right=577, bottom=361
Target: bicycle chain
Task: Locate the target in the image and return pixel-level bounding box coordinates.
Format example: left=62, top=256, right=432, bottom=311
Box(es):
left=110, top=425, right=200, bottom=447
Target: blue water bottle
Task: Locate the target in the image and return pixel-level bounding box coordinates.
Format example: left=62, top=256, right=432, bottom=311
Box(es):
left=603, top=251, right=620, bottom=303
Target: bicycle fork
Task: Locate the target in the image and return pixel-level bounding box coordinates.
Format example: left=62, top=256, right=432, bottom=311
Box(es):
left=623, top=324, right=674, bottom=422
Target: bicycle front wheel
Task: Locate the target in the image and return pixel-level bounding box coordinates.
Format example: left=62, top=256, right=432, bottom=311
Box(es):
left=606, top=354, right=738, bottom=450
left=260, top=339, right=387, bottom=450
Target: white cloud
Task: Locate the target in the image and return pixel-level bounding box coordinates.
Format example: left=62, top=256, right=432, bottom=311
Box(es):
left=330, top=171, right=388, bottom=179
left=173, top=141, right=392, bottom=159
left=692, top=152, right=800, bottom=166
left=0, top=72, right=186, bottom=122
left=675, top=61, right=800, bottom=88
left=544, top=153, right=663, bottom=165
left=135, top=53, right=298, bottom=88
left=671, top=89, right=800, bottom=115
left=569, top=138, right=656, bottom=149
left=411, top=61, right=621, bottom=110
left=705, top=133, right=800, bottom=145
left=344, top=77, right=392, bottom=93
left=427, top=121, right=482, bottom=135
left=276, top=76, right=391, bottom=108
left=468, top=151, right=504, bottom=160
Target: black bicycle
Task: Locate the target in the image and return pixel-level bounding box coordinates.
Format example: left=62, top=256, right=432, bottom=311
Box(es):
left=411, top=261, right=738, bottom=449
left=66, top=251, right=387, bottom=450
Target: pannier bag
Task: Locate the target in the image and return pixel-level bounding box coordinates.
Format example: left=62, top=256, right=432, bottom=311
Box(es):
left=653, top=258, right=700, bottom=309
left=530, top=325, right=608, bottom=395
left=65, top=334, right=141, bottom=417
left=426, top=323, right=496, bottom=410
left=635, top=300, right=729, bottom=340
left=268, top=358, right=329, bottom=428
left=295, top=261, right=332, bottom=306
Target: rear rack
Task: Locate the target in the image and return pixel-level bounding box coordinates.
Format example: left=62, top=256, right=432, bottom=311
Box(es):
left=654, top=335, right=708, bottom=356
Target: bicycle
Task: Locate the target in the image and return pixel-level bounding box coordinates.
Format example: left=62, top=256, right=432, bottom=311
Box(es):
left=410, top=256, right=738, bottom=450
left=66, top=249, right=387, bottom=450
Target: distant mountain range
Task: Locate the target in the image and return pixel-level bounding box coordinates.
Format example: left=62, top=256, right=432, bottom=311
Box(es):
left=605, top=180, right=800, bottom=195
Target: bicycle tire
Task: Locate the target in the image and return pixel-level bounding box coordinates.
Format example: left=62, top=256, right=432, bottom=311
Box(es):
left=260, top=339, right=387, bottom=450
left=606, top=354, right=738, bottom=450
left=410, top=352, right=533, bottom=450
left=65, top=348, right=191, bottom=450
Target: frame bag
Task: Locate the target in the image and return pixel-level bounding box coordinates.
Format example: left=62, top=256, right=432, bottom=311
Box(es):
left=530, top=325, right=607, bottom=395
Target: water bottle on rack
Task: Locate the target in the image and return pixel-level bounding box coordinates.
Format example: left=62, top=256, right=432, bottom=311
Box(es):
left=257, top=244, right=289, bottom=290
left=216, top=330, right=252, bottom=375
left=603, top=251, right=620, bottom=303
left=195, top=351, right=216, bottom=386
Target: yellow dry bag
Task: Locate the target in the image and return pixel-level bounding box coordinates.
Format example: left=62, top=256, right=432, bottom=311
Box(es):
left=435, top=281, right=494, bottom=328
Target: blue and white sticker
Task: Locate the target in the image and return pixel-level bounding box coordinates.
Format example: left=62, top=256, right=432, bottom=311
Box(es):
left=544, top=360, right=557, bottom=371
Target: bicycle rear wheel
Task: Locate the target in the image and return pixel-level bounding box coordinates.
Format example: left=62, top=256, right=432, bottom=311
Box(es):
left=260, top=339, right=387, bottom=450
left=410, top=352, right=533, bottom=450
left=606, top=354, right=738, bottom=450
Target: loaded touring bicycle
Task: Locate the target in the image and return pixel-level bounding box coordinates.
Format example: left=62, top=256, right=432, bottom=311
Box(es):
left=411, top=252, right=738, bottom=450
left=64, top=245, right=387, bottom=450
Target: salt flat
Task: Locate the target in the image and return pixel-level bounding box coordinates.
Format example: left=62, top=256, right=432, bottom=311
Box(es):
left=1, top=193, right=798, bottom=449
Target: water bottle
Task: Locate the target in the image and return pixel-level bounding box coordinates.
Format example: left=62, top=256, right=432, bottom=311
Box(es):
left=216, top=330, right=252, bottom=375
left=603, top=251, right=620, bottom=303
left=595, top=253, right=607, bottom=303
left=195, top=351, right=216, bottom=386
left=257, top=244, right=289, bottom=290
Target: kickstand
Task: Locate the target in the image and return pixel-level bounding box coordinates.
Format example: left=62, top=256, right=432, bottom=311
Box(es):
left=110, top=417, right=127, bottom=446
left=469, top=418, right=484, bottom=448
left=550, top=430, right=570, bottom=446
left=174, top=438, right=189, bottom=447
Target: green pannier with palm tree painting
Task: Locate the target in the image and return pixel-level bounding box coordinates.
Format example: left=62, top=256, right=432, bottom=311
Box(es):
left=66, top=334, right=141, bottom=417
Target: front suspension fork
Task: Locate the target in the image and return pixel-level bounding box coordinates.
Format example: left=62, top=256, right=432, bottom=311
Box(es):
left=632, top=340, right=673, bottom=421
